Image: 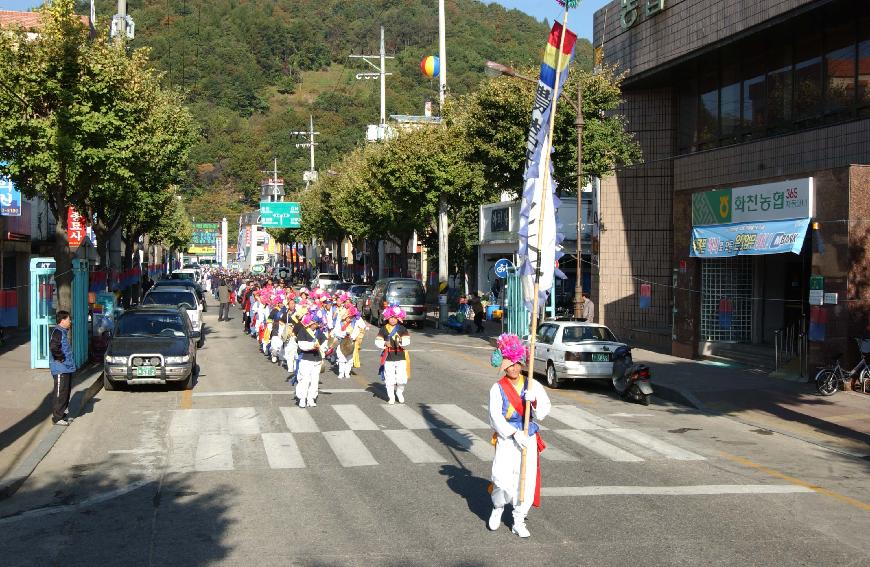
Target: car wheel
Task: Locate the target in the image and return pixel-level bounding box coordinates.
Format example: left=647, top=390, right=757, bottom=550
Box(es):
left=546, top=363, right=561, bottom=389
left=197, top=334, right=205, bottom=348
left=180, top=370, right=195, bottom=390
left=103, top=372, right=117, bottom=391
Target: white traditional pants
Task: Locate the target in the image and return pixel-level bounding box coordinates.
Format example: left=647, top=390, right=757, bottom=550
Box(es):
left=283, top=339, right=298, bottom=373
left=269, top=335, right=283, bottom=360
left=295, top=358, right=320, bottom=403
left=383, top=360, right=407, bottom=402
left=491, top=432, right=538, bottom=522
left=336, top=348, right=352, bottom=379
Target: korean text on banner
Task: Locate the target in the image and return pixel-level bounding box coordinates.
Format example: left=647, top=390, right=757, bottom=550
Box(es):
left=0, top=173, right=21, bottom=217
left=67, top=208, right=85, bottom=248
left=517, top=22, right=577, bottom=310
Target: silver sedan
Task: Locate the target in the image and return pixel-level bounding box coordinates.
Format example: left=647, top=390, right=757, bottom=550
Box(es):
left=528, top=321, right=626, bottom=388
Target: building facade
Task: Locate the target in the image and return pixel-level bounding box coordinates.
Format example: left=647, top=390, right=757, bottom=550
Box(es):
left=593, top=0, right=870, bottom=367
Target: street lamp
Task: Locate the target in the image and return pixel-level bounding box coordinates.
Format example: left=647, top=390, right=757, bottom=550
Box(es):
left=485, top=60, right=586, bottom=320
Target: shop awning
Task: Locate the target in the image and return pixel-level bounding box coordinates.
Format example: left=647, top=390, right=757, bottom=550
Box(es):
left=690, top=218, right=810, bottom=258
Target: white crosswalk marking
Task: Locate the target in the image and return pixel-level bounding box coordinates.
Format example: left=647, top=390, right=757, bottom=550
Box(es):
left=383, top=430, right=445, bottom=463
left=261, top=433, right=306, bottom=469
left=540, top=445, right=579, bottom=462
left=606, top=428, right=706, bottom=461
left=438, top=428, right=494, bottom=461
left=547, top=405, right=615, bottom=430
left=279, top=406, right=320, bottom=433
left=323, top=430, right=378, bottom=467
left=429, top=404, right=490, bottom=429
left=225, top=407, right=261, bottom=434
left=195, top=434, right=234, bottom=471
left=556, top=429, right=644, bottom=462
left=333, top=404, right=380, bottom=431
left=480, top=405, right=548, bottom=430
left=383, top=404, right=433, bottom=429
left=167, top=435, right=196, bottom=473
left=169, top=407, right=261, bottom=436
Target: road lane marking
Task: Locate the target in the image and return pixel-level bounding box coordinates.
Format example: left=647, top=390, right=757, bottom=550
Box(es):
left=261, top=433, right=305, bottom=469
left=721, top=452, right=870, bottom=512
left=279, top=406, right=320, bottom=433
left=556, top=429, right=644, bottom=462
left=540, top=446, right=579, bottom=461
left=383, top=404, right=434, bottom=429
left=180, top=389, right=193, bottom=409
left=607, top=428, right=706, bottom=461
left=191, top=389, right=366, bottom=397
left=438, top=428, right=494, bottom=461
left=166, top=435, right=196, bottom=472
left=168, top=407, right=260, bottom=436
left=225, top=407, right=261, bottom=435
left=547, top=405, right=613, bottom=430
left=332, top=404, right=380, bottom=431
left=323, top=430, right=378, bottom=467
left=107, top=449, right=162, bottom=455
left=194, top=434, right=234, bottom=471
left=428, top=404, right=490, bottom=429
left=542, top=485, right=815, bottom=497
left=423, top=340, right=493, bottom=350
left=383, top=430, right=445, bottom=463
left=480, top=404, right=548, bottom=430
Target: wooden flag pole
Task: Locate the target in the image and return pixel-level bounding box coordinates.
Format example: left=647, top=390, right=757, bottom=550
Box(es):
left=519, top=5, right=570, bottom=506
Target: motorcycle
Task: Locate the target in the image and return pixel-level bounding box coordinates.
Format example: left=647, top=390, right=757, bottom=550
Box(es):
left=611, top=345, right=653, bottom=405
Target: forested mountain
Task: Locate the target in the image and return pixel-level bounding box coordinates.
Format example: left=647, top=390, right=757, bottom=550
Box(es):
left=77, top=1, right=592, bottom=228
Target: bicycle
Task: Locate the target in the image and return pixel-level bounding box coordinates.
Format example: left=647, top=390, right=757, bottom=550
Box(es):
left=814, top=337, right=870, bottom=396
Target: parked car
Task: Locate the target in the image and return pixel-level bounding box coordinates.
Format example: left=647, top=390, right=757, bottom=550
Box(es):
left=152, top=279, right=207, bottom=312
left=335, top=282, right=353, bottom=293
left=169, top=268, right=200, bottom=283
left=142, top=286, right=204, bottom=347
left=310, top=272, right=342, bottom=292
left=103, top=306, right=197, bottom=391
left=527, top=321, right=627, bottom=388
left=369, top=278, right=426, bottom=326
left=349, top=285, right=372, bottom=317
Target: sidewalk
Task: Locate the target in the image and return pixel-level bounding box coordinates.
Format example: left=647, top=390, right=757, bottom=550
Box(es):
left=0, top=329, right=101, bottom=497
left=637, top=348, right=870, bottom=457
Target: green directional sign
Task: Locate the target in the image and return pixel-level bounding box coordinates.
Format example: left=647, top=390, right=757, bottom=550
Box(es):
left=260, top=201, right=301, bottom=228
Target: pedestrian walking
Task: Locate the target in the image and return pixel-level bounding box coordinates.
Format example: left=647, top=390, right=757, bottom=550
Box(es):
left=217, top=279, right=231, bottom=321
left=580, top=292, right=595, bottom=323
left=333, top=306, right=361, bottom=379
left=49, top=310, right=78, bottom=426
left=469, top=293, right=485, bottom=333
left=294, top=308, right=327, bottom=408
left=487, top=333, right=551, bottom=538
left=375, top=305, right=410, bottom=404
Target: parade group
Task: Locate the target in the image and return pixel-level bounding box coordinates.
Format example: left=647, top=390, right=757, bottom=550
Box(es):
left=199, top=268, right=551, bottom=538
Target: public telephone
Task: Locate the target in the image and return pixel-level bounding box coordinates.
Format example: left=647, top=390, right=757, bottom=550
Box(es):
left=29, top=258, right=56, bottom=369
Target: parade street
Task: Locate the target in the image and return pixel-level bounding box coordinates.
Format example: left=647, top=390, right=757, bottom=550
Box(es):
left=0, top=304, right=868, bottom=567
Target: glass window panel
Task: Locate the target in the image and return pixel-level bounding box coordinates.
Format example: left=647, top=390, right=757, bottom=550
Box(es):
left=859, top=12, right=870, bottom=111
left=742, top=46, right=766, bottom=133
left=767, top=43, right=793, bottom=129
left=793, top=22, right=823, bottom=121
left=720, top=57, right=740, bottom=141
left=677, top=69, right=698, bottom=153
left=698, top=65, right=719, bottom=148
left=824, top=8, right=856, bottom=116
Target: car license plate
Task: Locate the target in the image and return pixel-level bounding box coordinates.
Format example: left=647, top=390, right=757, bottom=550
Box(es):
left=591, top=353, right=610, bottom=362
left=136, top=366, right=157, bottom=377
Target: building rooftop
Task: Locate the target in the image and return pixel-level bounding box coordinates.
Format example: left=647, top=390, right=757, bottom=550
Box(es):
left=0, top=10, right=90, bottom=31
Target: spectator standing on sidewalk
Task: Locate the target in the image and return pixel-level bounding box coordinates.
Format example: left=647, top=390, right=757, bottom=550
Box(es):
left=49, top=311, right=77, bottom=426
left=218, top=279, right=231, bottom=322
left=469, top=293, right=485, bottom=333
left=580, top=292, right=595, bottom=323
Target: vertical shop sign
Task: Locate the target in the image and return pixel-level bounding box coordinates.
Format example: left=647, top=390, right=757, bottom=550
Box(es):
left=639, top=283, right=651, bottom=309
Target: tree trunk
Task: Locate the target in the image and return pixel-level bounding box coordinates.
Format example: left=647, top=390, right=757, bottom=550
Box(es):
left=399, top=236, right=410, bottom=278
left=53, top=216, right=74, bottom=313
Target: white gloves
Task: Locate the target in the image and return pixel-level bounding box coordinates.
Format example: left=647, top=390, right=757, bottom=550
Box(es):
left=513, top=430, right=535, bottom=449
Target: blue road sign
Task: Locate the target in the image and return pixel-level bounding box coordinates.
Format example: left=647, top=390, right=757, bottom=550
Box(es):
left=494, top=258, right=512, bottom=279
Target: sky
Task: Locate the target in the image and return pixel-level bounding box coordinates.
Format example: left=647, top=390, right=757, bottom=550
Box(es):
left=0, top=0, right=610, bottom=40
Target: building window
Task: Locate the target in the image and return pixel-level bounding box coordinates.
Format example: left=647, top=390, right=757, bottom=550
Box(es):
left=742, top=44, right=767, bottom=136
left=824, top=5, right=857, bottom=117
left=859, top=11, right=870, bottom=114
left=697, top=63, right=719, bottom=148
left=720, top=54, right=741, bottom=143
left=767, top=43, right=793, bottom=130
left=793, top=23, right=823, bottom=124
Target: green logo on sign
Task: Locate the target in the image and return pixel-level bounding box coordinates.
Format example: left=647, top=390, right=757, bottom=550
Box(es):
left=692, top=189, right=732, bottom=226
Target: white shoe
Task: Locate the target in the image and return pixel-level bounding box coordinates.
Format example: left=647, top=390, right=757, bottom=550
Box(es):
left=387, top=399, right=395, bottom=405
left=488, top=507, right=503, bottom=531
left=511, top=522, right=530, bottom=538
left=299, top=400, right=307, bottom=408
left=271, top=356, right=277, bottom=363
left=396, top=393, right=405, bottom=403
left=308, top=399, right=316, bottom=407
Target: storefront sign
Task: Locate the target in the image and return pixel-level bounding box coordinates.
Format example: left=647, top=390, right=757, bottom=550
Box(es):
left=490, top=207, right=510, bottom=233
left=690, top=218, right=811, bottom=258
left=692, top=178, right=814, bottom=226
left=67, top=207, right=85, bottom=248
left=620, top=0, right=666, bottom=30
left=0, top=173, right=21, bottom=216
left=190, top=222, right=218, bottom=255
left=809, top=290, right=824, bottom=306
left=824, top=293, right=838, bottom=305
left=809, top=275, right=824, bottom=290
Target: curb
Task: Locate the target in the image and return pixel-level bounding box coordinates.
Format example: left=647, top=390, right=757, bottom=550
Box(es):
left=0, top=365, right=104, bottom=501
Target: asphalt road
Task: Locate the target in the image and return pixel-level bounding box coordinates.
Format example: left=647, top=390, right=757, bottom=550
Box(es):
left=1, top=304, right=868, bottom=567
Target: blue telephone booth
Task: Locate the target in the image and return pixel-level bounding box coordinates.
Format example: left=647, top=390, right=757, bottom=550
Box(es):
left=71, top=259, right=89, bottom=367
left=29, top=257, right=56, bottom=369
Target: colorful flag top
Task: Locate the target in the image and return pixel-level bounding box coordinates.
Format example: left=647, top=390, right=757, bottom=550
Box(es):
left=517, top=21, right=577, bottom=310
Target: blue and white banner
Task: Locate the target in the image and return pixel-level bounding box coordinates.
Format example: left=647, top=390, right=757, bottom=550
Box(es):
left=0, top=174, right=21, bottom=217
left=691, top=218, right=811, bottom=258
left=517, top=23, right=576, bottom=310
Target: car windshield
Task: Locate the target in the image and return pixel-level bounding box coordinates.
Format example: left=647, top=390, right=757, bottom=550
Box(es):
left=116, top=313, right=187, bottom=337
left=387, top=281, right=425, bottom=303
left=562, top=326, right=617, bottom=342
left=319, top=274, right=341, bottom=281
left=143, top=291, right=196, bottom=309
left=350, top=286, right=370, bottom=296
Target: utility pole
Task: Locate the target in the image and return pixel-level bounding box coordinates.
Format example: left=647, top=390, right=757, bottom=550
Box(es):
left=291, top=115, right=320, bottom=188
left=574, top=81, right=585, bottom=319
left=349, top=26, right=394, bottom=134
left=110, top=0, right=134, bottom=42
left=437, top=0, right=449, bottom=323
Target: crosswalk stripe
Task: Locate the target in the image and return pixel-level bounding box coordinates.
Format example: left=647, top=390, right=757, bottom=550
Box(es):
left=438, top=428, right=494, bottom=461
left=606, top=428, right=706, bottom=461
left=225, top=407, right=261, bottom=435
left=556, top=429, right=644, bottom=462
left=547, top=405, right=614, bottom=430
left=261, top=433, right=306, bottom=469
left=540, top=445, right=579, bottom=461
left=194, top=434, right=234, bottom=471
left=429, top=404, right=490, bottom=429
left=333, top=404, right=380, bottom=431
left=382, top=404, right=433, bottom=429
left=383, top=430, right=446, bottom=463
left=279, top=406, right=320, bottom=433
left=167, top=435, right=196, bottom=473
left=169, top=407, right=261, bottom=436
left=323, top=430, right=378, bottom=467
